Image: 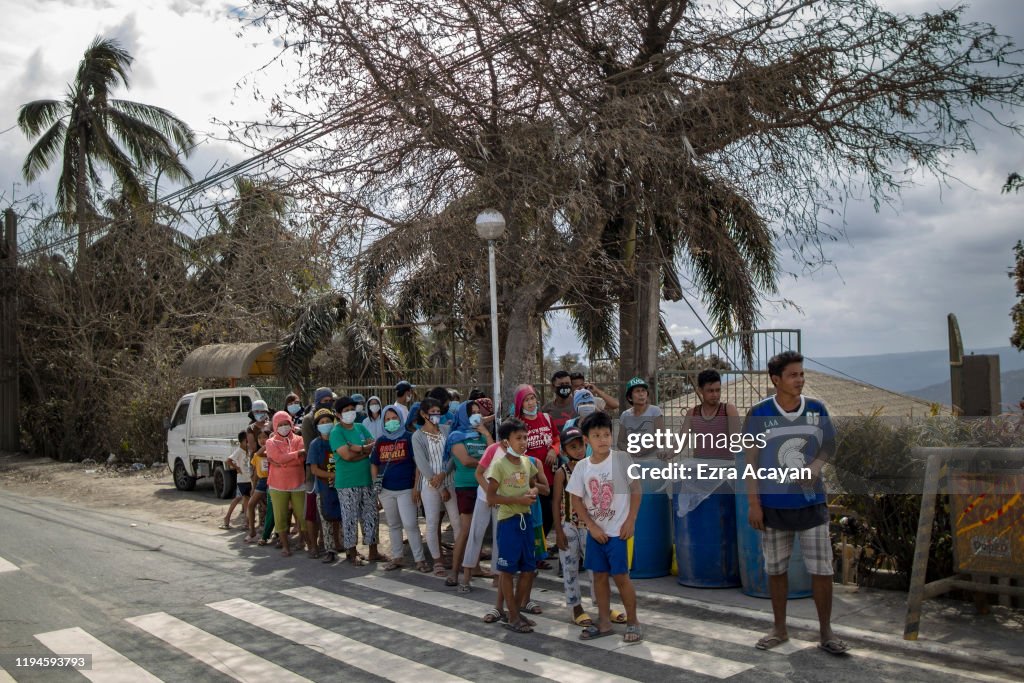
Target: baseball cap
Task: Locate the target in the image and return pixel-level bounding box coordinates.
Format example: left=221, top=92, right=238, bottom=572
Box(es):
left=625, top=376, right=648, bottom=403
left=252, top=399, right=269, bottom=413
left=560, top=425, right=584, bottom=446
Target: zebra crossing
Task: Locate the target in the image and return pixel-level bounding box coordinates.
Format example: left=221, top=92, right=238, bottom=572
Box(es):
left=22, top=572, right=1017, bottom=683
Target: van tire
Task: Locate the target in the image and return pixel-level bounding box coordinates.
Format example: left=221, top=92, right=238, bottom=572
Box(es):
left=173, top=459, right=197, bottom=491
left=213, top=464, right=237, bottom=499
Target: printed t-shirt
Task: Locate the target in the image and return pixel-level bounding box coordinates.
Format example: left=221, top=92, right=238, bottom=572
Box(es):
left=329, top=423, right=374, bottom=489
left=485, top=455, right=538, bottom=521
left=743, top=395, right=835, bottom=510
left=522, top=412, right=559, bottom=488
left=452, top=433, right=488, bottom=488
left=306, top=437, right=335, bottom=495
left=565, top=450, right=634, bottom=536
left=370, top=434, right=417, bottom=491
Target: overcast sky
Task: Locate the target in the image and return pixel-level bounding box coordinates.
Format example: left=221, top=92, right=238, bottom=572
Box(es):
left=1, top=0, right=1021, bottom=361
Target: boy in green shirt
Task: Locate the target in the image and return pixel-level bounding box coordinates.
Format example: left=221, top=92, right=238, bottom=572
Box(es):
left=485, top=418, right=544, bottom=634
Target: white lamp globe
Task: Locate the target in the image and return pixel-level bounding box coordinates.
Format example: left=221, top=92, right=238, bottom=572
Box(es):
left=475, top=209, right=506, bottom=241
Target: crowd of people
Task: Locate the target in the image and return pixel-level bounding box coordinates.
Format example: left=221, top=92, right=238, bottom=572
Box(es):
left=218, top=353, right=848, bottom=653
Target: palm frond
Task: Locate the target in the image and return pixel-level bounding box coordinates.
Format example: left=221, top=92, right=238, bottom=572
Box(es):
left=17, top=99, right=66, bottom=138
left=22, top=120, right=67, bottom=182
left=110, top=99, right=196, bottom=152
left=277, top=292, right=349, bottom=390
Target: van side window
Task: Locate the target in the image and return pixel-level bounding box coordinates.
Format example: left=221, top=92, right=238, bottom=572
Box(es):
left=200, top=398, right=215, bottom=415
left=215, top=396, right=242, bottom=414
left=170, top=401, right=190, bottom=429
left=241, top=396, right=252, bottom=412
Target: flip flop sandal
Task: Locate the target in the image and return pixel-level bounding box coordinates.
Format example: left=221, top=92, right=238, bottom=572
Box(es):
left=519, top=616, right=536, bottom=627
left=521, top=601, right=543, bottom=615
left=457, top=583, right=473, bottom=594
left=818, top=639, right=850, bottom=655
left=610, top=609, right=627, bottom=624
left=755, top=634, right=789, bottom=651
left=503, top=620, right=533, bottom=634
left=578, top=625, right=614, bottom=641
left=416, top=561, right=432, bottom=573
left=622, top=624, right=644, bottom=645
left=257, top=539, right=269, bottom=546
left=482, top=608, right=507, bottom=624
left=383, top=562, right=404, bottom=571
left=444, top=576, right=459, bottom=587
left=347, top=556, right=367, bottom=567
left=573, top=612, right=594, bottom=627
left=433, top=563, right=448, bottom=577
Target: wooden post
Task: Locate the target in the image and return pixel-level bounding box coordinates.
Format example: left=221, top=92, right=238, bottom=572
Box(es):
left=903, top=450, right=945, bottom=640
left=0, top=209, right=19, bottom=453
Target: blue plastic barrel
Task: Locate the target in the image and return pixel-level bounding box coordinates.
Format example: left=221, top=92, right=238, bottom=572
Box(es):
left=674, top=486, right=741, bottom=588
left=629, top=469, right=672, bottom=579
left=734, top=458, right=812, bottom=598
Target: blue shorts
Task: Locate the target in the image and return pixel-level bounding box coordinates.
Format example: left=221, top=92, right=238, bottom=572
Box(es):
left=236, top=482, right=252, bottom=497
left=584, top=534, right=629, bottom=576
left=495, top=514, right=536, bottom=574
left=255, top=478, right=268, bottom=493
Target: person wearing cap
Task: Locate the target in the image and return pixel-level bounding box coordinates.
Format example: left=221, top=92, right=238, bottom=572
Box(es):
left=553, top=424, right=627, bottom=627
left=616, top=376, right=665, bottom=460
left=570, top=372, right=620, bottom=412
left=245, top=399, right=272, bottom=459
left=351, top=393, right=368, bottom=423
left=301, top=387, right=336, bottom=453
left=330, top=395, right=383, bottom=565
left=307, top=408, right=342, bottom=563
left=395, top=380, right=416, bottom=410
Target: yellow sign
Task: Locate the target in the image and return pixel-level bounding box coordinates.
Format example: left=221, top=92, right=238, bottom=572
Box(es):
left=951, top=473, right=1024, bottom=575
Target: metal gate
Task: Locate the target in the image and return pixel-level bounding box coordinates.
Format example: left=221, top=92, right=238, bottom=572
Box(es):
left=654, top=329, right=801, bottom=417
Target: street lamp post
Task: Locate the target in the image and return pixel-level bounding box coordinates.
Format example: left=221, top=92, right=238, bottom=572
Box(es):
left=475, top=209, right=506, bottom=427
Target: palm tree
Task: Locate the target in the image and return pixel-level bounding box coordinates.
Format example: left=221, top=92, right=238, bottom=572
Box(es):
left=17, top=36, right=195, bottom=257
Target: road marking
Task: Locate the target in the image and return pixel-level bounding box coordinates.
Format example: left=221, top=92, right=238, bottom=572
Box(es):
left=849, top=649, right=1020, bottom=683
left=346, top=576, right=753, bottom=680
left=34, top=626, right=162, bottom=683
left=283, top=586, right=637, bottom=683
left=0, top=666, right=15, bottom=683
left=126, top=612, right=310, bottom=683
left=0, top=555, right=18, bottom=573
left=209, top=598, right=468, bottom=683
left=473, top=577, right=815, bottom=655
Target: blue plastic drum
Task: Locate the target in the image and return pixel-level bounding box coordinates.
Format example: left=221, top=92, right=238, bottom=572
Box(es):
left=629, top=466, right=673, bottom=579
left=674, top=486, right=741, bottom=588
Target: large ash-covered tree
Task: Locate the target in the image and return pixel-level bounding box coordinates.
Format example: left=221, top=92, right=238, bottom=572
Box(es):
left=249, top=0, right=1024, bottom=404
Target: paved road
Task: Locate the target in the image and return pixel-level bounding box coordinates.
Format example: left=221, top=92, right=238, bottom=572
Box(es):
left=0, top=491, right=1017, bottom=683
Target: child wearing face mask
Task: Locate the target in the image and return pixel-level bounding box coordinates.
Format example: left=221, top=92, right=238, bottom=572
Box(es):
left=266, top=411, right=307, bottom=557
left=285, top=393, right=305, bottom=426
left=512, top=385, right=560, bottom=571
left=330, top=395, right=383, bottom=566
left=444, top=400, right=494, bottom=591
left=307, top=409, right=343, bottom=563
left=361, top=395, right=385, bottom=440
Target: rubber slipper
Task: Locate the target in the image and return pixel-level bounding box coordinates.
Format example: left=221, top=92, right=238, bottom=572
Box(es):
left=818, top=639, right=850, bottom=655
left=521, top=601, right=543, bottom=615
left=482, top=608, right=506, bottom=624
left=623, top=624, right=644, bottom=645
left=444, top=576, right=459, bottom=587
left=573, top=612, right=594, bottom=627
left=503, top=620, right=533, bottom=634
left=578, top=625, right=614, bottom=641
left=610, top=609, right=627, bottom=624
left=755, top=634, right=789, bottom=650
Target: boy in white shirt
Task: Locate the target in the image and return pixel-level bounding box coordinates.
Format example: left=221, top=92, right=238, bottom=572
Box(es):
left=566, top=410, right=643, bottom=644
left=221, top=431, right=252, bottom=529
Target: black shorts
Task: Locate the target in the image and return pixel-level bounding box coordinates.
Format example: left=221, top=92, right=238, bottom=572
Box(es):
left=236, top=482, right=252, bottom=497
left=456, top=487, right=478, bottom=515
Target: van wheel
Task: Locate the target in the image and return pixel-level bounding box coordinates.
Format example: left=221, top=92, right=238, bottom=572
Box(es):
left=212, top=464, right=237, bottom=499
left=173, top=459, right=196, bottom=491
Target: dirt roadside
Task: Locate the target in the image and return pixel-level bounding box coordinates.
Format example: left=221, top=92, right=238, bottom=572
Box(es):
left=0, top=453, right=233, bottom=529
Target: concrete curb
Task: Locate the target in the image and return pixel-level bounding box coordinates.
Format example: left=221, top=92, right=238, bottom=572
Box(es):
left=530, top=571, right=1024, bottom=672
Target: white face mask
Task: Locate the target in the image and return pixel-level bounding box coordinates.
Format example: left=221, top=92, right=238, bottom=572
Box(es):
left=355, top=404, right=364, bottom=413
left=286, top=403, right=301, bottom=415
left=341, top=410, right=357, bottom=425
left=504, top=441, right=522, bottom=458
left=369, top=404, right=380, bottom=415
left=577, top=404, right=596, bottom=417
left=276, top=425, right=292, bottom=437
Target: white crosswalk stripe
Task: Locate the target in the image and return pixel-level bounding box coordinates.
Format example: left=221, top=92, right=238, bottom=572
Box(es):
left=0, top=666, right=17, bottom=683
left=347, top=575, right=753, bottom=679
left=0, top=555, right=19, bottom=573
left=474, top=577, right=816, bottom=655
left=34, top=626, right=162, bottom=683
left=126, top=612, right=310, bottom=683
left=283, top=585, right=637, bottom=683
left=209, top=597, right=469, bottom=682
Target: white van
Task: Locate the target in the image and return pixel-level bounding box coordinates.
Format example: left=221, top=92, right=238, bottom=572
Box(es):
left=165, top=387, right=264, bottom=498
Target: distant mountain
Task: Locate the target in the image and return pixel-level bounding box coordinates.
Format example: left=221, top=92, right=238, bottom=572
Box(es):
left=906, top=368, right=1024, bottom=413
left=806, top=346, right=1024, bottom=393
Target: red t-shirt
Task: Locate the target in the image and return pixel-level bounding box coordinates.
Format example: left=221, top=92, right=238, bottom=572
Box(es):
left=523, top=412, right=559, bottom=486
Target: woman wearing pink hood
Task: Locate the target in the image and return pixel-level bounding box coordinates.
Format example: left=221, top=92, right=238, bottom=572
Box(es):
left=266, top=411, right=307, bottom=557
